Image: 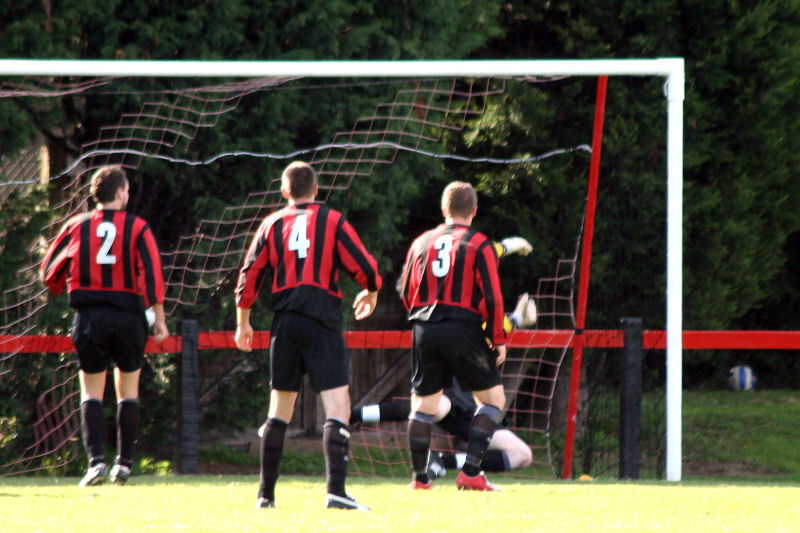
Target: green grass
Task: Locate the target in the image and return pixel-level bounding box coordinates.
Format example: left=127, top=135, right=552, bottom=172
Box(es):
left=201, top=389, right=800, bottom=482
left=682, top=389, right=800, bottom=480
left=2, top=475, right=800, bottom=532
left=3, top=390, right=800, bottom=530
left=572, top=388, right=800, bottom=481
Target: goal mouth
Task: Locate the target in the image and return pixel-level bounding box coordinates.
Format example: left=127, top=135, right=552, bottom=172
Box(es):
left=1, top=59, right=685, bottom=480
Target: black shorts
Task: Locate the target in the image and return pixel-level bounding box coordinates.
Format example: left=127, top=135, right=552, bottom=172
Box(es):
left=71, top=306, right=147, bottom=373
left=269, top=312, right=350, bottom=392
left=410, top=320, right=501, bottom=397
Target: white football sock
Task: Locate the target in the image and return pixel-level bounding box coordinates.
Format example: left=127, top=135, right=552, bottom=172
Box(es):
left=361, top=405, right=381, bottom=423
left=455, top=452, right=467, bottom=469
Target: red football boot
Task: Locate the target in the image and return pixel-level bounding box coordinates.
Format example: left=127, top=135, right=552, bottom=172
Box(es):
left=456, top=471, right=500, bottom=491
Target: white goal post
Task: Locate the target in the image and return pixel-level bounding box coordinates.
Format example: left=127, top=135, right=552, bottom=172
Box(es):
left=0, top=58, right=685, bottom=481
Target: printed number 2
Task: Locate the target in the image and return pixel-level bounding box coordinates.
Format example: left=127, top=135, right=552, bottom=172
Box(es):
left=432, top=234, right=453, bottom=278
left=96, top=221, right=117, bottom=265
left=288, top=214, right=311, bottom=259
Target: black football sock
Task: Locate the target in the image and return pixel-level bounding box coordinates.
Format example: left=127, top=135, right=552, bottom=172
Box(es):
left=81, top=398, right=106, bottom=466
left=380, top=400, right=411, bottom=421
left=259, top=418, right=288, bottom=501
left=480, top=450, right=511, bottom=472
left=463, top=405, right=502, bottom=477
left=441, top=452, right=458, bottom=470
left=407, top=411, right=433, bottom=484
left=116, top=399, right=139, bottom=467
left=352, top=400, right=411, bottom=424
left=323, top=418, right=350, bottom=497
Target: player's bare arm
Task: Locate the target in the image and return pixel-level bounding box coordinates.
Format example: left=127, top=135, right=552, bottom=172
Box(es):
left=151, top=303, right=170, bottom=343
left=353, top=289, right=378, bottom=320
left=495, top=344, right=507, bottom=365
left=234, top=306, right=254, bottom=352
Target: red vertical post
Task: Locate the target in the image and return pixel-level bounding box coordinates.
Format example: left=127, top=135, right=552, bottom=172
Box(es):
left=561, top=76, right=608, bottom=479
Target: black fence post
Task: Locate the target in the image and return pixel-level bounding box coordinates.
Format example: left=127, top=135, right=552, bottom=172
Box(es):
left=178, top=319, right=199, bottom=474
left=619, top=317, right=642, bottom=480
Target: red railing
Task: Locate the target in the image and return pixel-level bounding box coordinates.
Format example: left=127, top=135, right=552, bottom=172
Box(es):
left=4, top=329, right=800, bottom=354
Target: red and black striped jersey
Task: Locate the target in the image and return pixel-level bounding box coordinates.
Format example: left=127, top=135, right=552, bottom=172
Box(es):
left=41, top=209, right=165, bottom=311
left=235, top=202, right=382, bottom=330
left=397, top=223, right=507, bottom=346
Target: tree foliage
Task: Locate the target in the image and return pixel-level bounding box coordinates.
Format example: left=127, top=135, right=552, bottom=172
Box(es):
left=480, top=1, right=800, bottom=331
left=0, top=0, right=505, bottom=452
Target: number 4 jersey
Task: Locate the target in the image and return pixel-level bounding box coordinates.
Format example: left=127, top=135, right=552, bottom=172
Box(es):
left=235, top=202, right=382, bottom=331
left=397, top=223, right=506, bottom=347
left=41, top=209, right=165, bottom=311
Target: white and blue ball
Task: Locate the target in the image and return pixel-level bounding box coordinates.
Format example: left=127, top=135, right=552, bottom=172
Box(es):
left=727, top=365, right=756, bottom=391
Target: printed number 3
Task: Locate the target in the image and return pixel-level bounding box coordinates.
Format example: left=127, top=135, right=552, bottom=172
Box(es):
left=96, top=221, right=117, bottom=265
left=288, top=214, right=311, bottom=259
left=432, top=235, right=452, bottom=278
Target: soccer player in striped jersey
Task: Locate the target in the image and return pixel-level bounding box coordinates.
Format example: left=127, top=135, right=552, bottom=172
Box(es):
left=41, top=165, right=169, bottom=487
left=235, top=161, right=382, bottom=511
left=397, top=181, right=508, bottom=491
left=350, top=292, right=537, bottom=479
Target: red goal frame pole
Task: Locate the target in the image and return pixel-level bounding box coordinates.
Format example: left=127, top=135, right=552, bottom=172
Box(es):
left=561, top=76, right=608, bottom=479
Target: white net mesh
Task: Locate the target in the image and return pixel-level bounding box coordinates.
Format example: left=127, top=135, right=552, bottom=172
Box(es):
left=1, top=73, right=594, bottom=476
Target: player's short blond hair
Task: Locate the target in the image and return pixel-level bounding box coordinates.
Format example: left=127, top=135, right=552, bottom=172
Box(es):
left=281, top=161, right=317, bottom=199
left=441, top=181, right=477, bottom=218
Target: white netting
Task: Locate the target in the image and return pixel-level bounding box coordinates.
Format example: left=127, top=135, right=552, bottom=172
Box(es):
left=1, top=74, right=592, bottom=476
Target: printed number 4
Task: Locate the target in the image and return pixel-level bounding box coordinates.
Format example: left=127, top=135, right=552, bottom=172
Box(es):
left=289, top=214, right=311, bottom=259
left=432, top=235, right=452, bottom=278
left=96, top=221, right=117, bottom=265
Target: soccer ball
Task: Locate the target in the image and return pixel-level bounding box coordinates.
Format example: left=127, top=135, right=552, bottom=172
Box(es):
left=727, top=365, right=756, bottom=391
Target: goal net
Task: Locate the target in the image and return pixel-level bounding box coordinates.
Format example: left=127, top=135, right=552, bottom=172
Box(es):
left=0, top=59, right=684, bottom=480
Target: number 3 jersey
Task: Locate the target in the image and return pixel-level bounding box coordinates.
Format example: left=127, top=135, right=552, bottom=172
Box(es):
left=397, top=223, right=507, bottom=347
left=40, top=209, right=165, bottom=311
left=235, top=202, right=382, bottom=331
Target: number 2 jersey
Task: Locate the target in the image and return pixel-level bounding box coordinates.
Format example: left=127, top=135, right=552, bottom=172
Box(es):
left=40, top=209, right=165, bottom=311
left=235, top=202, right=382, bottom=331
left=397, top=223, right=507, bottom=347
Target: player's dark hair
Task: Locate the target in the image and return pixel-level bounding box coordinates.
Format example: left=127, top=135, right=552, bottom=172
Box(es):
left=282, top=161, right=317, bottom=199
left=441, top=181, right=477, bottom=218
left=90, top=166, right=128, bottom=204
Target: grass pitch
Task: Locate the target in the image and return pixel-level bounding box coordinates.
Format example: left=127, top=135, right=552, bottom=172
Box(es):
left=2, top=474, right=800, bottom=532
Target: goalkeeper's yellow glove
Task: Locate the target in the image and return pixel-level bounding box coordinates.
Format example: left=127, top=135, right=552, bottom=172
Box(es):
left=483, top=315, right=514, bottom=347
left=499, top=236, right=533, bottom=257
